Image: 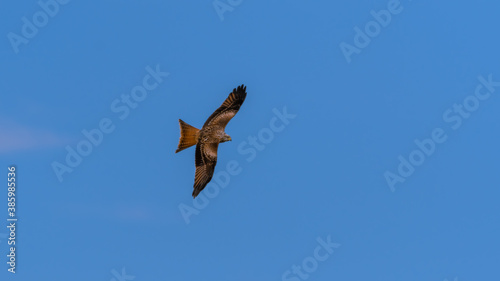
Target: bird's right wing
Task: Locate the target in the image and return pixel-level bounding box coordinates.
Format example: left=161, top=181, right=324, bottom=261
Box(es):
left=203, top=85, right=247, bottom=129
left=193, top=142, right=219, bottom=198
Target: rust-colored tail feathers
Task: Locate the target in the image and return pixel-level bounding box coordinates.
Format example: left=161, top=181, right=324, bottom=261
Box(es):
left=176, top=119, right=200, bottom=153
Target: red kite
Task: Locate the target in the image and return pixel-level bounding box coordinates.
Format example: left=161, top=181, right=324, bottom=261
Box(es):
left=176, top=85, right=247, bottom=198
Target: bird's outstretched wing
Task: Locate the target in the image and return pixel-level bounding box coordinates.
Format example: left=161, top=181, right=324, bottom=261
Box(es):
left=193, top=142, right=219, bottom=198
left=203, top=84, right=247, bottom=128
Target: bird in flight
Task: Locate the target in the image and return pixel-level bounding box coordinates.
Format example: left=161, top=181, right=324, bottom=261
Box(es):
left=176, top=85, right=247, bottom=198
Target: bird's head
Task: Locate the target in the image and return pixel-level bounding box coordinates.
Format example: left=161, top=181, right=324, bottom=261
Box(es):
left=222, top=134, right=232, bottom=142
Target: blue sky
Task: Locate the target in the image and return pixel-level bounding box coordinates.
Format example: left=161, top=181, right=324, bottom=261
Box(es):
left=1, top=0, right=499, bottom=280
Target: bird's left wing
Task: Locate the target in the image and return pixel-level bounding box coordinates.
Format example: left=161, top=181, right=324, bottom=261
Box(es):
left=193, top=142, right=219, bottom=198
left=203, top=84, right=247, bottom=129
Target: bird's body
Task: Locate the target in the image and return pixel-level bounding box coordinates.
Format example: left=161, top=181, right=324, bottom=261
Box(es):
left=176, top=85, right=247, bottom=198
left=198, top=125, right=229, bottom=144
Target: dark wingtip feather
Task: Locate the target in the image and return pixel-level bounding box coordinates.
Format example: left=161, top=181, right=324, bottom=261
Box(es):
left=192, top=182, right=205, bottom=198
left=233, top=84, right=246, bottom=94
left=233, top=84, right=247, bottom=101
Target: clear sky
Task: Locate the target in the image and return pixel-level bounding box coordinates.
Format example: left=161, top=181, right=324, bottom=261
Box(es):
left=1, top=0, right=499, bottom=280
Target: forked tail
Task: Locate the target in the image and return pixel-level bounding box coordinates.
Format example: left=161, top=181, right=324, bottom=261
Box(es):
left=175, top=119, right=200, bottom=153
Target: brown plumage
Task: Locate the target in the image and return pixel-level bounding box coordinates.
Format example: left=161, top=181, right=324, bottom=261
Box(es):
left=176, top=85, right=247, bottom=198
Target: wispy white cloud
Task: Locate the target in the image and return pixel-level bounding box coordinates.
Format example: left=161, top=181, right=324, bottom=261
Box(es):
left=0, top=119, right=70, bottom=153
